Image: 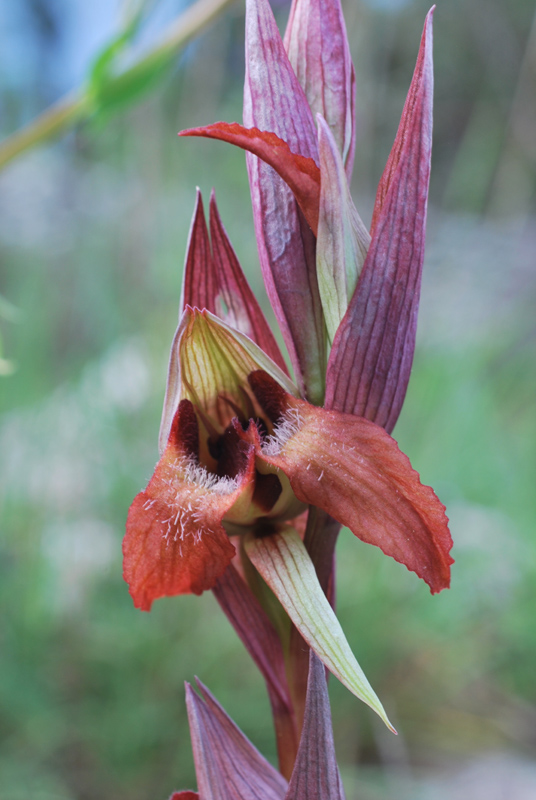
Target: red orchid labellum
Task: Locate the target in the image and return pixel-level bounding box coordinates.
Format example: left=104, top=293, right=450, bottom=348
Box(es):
left=124, top=303, right=451, bottom=611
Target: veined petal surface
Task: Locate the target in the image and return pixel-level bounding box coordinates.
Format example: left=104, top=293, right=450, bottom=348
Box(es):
left=180, top=190, right=287, bottom=372
left=326, top=9, right=435, bottom=433
left=159, top=307, right=298, bottom=453
left=245, top=527, right=394, bottom=730
left=285, top=651, right=345, bottom=800
left=249, top=371, right=453, bottom=594
left=244, top=0, right=325, bottom=403
left=316, top=115, right=370, bottom=343
left=209, top=192, right=287, bottom=372
left=284, top=0, right=356, bottom=176
left=186, top=679, right=288, bottom=800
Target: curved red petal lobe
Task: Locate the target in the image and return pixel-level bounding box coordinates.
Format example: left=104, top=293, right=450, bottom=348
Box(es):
left=325, top=10, right=434, bottom=433
left=123, top=401, right=256, bottom=610
left=251, top=376, right=453, bottom=594
left=180, top=124, right=321, bottom=235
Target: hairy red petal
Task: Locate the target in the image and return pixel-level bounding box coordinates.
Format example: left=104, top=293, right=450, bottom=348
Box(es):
left=186, top=680, right=288, bottom=800
left=249, top=372, right=453, bottom=593
left=180, top=124, right=320, bottom=236
left=326, top=9, right=434, bottom=432
left=123, top=402, right=254, bottom=610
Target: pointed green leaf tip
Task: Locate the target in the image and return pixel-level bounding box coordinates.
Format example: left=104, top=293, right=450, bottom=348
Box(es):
left=245, top=527, right=396, bottom=733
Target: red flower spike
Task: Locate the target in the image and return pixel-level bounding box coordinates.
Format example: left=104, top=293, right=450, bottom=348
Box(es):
left=180, top=124, right=321, bottom=236
left=123, top=399, right=252, bottom=610
left=180, top=190, right=287, bottom=373
left=186, top=679, right=288, bottom=800
left=244, top=0, right=325, bottom=404
left=284, top=0, right=356, bottom=178
left=285, top=651, right=345, bottom=800
left=249, top=370, right=453, bottom=594
left=325, top=9, right=435, bottom=433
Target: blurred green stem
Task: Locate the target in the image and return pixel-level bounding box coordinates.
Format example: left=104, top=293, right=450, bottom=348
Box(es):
left=0, top=0, right=236, bottom=172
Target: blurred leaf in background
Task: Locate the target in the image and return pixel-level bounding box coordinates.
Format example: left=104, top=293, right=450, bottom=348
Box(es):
left=1, top=0, right=536, bottom=799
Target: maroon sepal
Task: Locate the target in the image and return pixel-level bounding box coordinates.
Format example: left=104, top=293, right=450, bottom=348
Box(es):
left=285, top=651, right=345, bottom=800
left=243, top=0, right=325, bottom=402
left=180, top=189, right=287, bottom=373
left=284, top=0, right=356, bottom=178
left=325, top=9, right=435, bottom=433
left=186, top=679, right=288, bottom=800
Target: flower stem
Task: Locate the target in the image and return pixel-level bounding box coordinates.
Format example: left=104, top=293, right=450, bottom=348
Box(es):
left=0, top=0, right=236, bottom=172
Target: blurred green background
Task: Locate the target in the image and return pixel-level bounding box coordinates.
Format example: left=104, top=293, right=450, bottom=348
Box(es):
left=1, top=0, right=535, bottom=798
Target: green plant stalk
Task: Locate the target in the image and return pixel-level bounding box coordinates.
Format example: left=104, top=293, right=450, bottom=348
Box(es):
left=0, top=0, right=236, bottom=172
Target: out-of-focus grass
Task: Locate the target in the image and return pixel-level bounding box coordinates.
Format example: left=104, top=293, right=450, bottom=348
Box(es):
left=1, top=1, right=535, bottom=798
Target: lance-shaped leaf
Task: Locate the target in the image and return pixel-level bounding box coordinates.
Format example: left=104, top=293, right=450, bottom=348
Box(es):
left=180, top=126, right=321, bottom=236
left=244, top=0, right=325, bottom=404
left=316, top=115, right=370, bottom=344
left=186, top=679, right=288, bottom=800
left=249, top=370, right=453, bottom=594
left=244, top=527, right=395, bottom=731
left=212, top=564, right=299, bottom=780
left=325, top=9, right=435, bottom=433
left=285, top=651, right=345, bottom=800
left=284, top=0, right=356, bottom=177
left=159, top=307, right=299, bottom=454
left=180, top=189, right=287, bottom=373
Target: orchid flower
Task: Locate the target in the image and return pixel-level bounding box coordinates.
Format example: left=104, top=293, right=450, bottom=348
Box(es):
left=170, top=651, right=345, bottom=800
left=123, top=190, right=451, bottom=731
left=178, top=0, right=443, bottom=619
left=124, top=0, right=453, bottom=776
left=180, top=0, right=436, bottom=435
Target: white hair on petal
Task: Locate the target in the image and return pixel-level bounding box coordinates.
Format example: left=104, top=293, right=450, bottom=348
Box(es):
left=262, top=406, right=302, bottom=456
left=181, top=456, right=239, bottom=495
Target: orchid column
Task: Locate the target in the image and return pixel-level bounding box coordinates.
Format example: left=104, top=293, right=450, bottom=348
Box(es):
left=123, top=0, right=452, bottom=787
